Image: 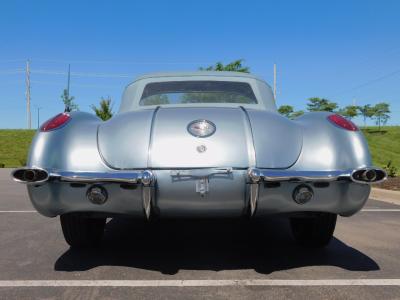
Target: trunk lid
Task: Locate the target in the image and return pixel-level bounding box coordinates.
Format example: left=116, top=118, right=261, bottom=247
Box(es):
left=149, top=107, right=251, bottom=168
left=97, top=107, right=302, bottom=170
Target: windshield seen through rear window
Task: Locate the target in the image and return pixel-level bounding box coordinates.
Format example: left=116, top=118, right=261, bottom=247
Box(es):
left=140, top=81, right=257, bottom=106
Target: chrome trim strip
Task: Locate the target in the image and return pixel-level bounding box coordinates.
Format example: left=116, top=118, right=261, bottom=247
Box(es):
left=147, top=106, right=160, bottom=168
left=49, top=170, right=154, bottom=184
left=259, top=169, right=351, bottom=182
left=239, top=106, right=257, bottom=168
left=248, top=167, right=387, bottom=184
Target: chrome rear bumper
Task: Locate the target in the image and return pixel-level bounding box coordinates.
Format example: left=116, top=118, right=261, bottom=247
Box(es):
left=12, top=167, right=387, bottom=185
left=12, top=167, right=386, bottom=219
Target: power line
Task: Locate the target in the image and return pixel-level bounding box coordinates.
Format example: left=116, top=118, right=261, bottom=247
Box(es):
left=0, top=81, right=24, bottom=85
left=0, top=69, right=24, bottom=75
left=0, top=59, right=25, bottom=63
left=30, top=80, right=122, bottom=89
left=30, top=69, right=133, bottom=78
left=331, top=68, right=400, bottom=97
left=31, top=58, right=226, bottom=65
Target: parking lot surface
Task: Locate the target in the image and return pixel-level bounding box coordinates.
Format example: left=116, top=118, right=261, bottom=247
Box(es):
left=1, top=169, right=400, bottom=299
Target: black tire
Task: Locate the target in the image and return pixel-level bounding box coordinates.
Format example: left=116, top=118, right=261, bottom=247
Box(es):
left=290, top=213, right=337, bottom=247
left=60, top=214, right=106, bottom=248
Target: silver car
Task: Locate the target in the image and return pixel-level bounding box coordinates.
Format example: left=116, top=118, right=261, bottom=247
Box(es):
left=12, top=71, right=386, bottom=248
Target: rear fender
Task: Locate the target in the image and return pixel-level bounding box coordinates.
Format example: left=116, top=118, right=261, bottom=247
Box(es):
left=292, top=112, right=372, bottom=171
left=28, top=112, right=108, bottom=172
left=246, top=110, right=302, bottom=168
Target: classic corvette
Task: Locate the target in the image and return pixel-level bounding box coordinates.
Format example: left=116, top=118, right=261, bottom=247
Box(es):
left=12, top=71, right=386, bottom=248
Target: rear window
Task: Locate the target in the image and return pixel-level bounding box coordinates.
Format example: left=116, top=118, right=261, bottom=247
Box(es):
left=140, top=81, right=257, bottom=106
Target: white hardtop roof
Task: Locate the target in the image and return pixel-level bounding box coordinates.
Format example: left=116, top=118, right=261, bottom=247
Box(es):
left=119, top=71, right=276, bottom=113
left=132, top=71, right=266, bottom=83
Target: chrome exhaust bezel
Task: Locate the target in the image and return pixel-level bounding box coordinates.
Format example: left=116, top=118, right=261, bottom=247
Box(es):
left=350, top=167, right=387, bottom=184
left=11, top=167, right=50, bottom=184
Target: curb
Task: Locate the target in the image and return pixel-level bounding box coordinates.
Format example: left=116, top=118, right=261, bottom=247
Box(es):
left=370, top=188, right=400, bottom=205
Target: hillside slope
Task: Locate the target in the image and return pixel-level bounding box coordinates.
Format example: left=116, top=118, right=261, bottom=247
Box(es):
left=362, top=127, right=400, bottom=170
left=0, top=130, right=35, bottom=167
left=0, top=127, right=399, bottom=169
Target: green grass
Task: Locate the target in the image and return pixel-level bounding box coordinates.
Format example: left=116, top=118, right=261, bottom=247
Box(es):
left=0, top=130, right=36, bottom=167
left=0, top=127, right=399, bottom=169
left=362, top=126, right=400, bottom=170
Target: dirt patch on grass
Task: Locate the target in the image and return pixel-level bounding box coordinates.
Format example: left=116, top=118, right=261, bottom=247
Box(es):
left=375, top=177, right=400, bottom=191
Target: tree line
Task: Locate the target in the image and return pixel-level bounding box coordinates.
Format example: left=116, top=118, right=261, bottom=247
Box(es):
left=278, top=99, right=391, bottom=129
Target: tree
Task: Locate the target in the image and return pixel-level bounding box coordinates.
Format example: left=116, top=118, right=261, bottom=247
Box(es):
left=200, top=59, right=250, bottom=73
left=278, top=105, right=294, bottom=118
left=358, top=104, right=375, bottom=127
left=307, top=97, right=338, bottom=112
left=91, top=97, right=113, bottom=121
left=61, top=89, right=79, bottom=111
left=338, top=105, right=359, bottom=120
left=277, top=105, right=304, bottom=119
left=291, top=110, right=305, bottom=119
left=372, top=102, right=390, bottom=130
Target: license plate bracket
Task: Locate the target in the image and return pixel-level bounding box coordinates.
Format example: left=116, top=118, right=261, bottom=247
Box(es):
left=195, top=177, right=209, bottom=196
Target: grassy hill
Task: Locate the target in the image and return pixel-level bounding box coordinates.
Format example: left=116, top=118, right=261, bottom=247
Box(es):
left=0, top=130, right=35, bottom=167
left=0, top=127, right=399, bottom=170
left=362, top=127, right=400, bottom=170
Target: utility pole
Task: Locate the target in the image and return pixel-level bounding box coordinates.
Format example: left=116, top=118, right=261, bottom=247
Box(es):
left=273, top=63, right=277, bottom=101
left=26, top=60, right=31, bottom=129
left=67, top=64, right=71, bottom=98
left=37, top=107, right=42, bottom=129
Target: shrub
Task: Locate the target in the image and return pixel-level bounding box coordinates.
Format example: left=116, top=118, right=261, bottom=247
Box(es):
left=0, top=163, right=5, bottom=168
left=384, top=161, right=397, bottom=177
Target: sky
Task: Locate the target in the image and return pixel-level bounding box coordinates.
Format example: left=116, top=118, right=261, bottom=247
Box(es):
left=0, top=0, right=399, bottom=128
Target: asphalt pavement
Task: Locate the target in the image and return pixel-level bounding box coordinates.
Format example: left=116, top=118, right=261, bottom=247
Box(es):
left=0, top=168, right=400, bottom=299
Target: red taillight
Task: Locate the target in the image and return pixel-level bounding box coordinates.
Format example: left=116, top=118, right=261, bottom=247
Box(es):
left=40, top=113, right=71, bottom=132
left=327, top=114, right=358, bottom=131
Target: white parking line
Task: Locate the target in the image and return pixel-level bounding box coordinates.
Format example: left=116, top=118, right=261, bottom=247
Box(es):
left=0, top=209, right=400, bottom=213
left=361, top=209, right=400, bottom=212
left=0, top=211, right=37, bottom=213
left=0, top=279, right=399, bottom=287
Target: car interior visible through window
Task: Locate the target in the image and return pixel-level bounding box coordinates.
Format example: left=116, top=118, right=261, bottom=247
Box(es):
left=140, top=81, right=258, bottom=106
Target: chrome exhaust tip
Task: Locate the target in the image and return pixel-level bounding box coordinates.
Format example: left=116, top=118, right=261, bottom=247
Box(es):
left=362, top=169, right=377, bottom=182
left=292, top=184, right=314, bottom=204
left=351, top=168, right=387, bottom=184
left=12, top=168, right=49, bottom=184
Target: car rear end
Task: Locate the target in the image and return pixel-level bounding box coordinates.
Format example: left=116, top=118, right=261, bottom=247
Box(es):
left=11, top=72, right=387, bottom=247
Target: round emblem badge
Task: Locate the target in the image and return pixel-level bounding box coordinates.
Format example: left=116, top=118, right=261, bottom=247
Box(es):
left=187, top=120, right=216, bottom=138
